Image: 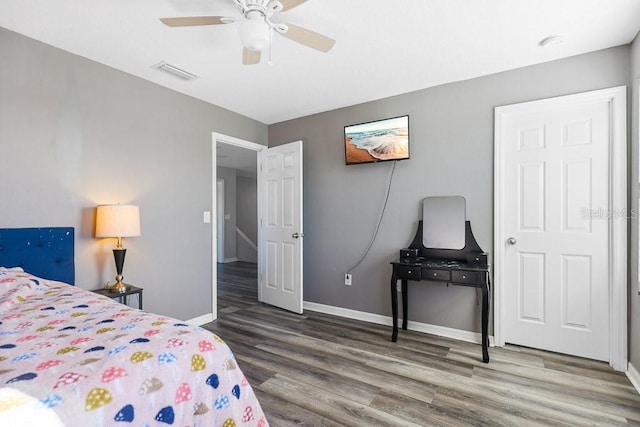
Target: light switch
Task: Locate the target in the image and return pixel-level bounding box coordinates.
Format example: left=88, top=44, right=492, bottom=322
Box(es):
left=203, top=211, right=211, bottom=223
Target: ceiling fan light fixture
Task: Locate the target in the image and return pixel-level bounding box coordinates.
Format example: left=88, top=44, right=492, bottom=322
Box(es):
left=161, top=0, right=336, bottom=65
left=239, top=13, right=270, bottom=51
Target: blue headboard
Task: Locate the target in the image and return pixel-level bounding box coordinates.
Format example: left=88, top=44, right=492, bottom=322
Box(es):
left=0, top=227, right=75, bottom=285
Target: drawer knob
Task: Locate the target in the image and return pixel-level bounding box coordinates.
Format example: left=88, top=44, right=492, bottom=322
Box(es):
left=433, top=273, right=437, bottom=277
left=407, top=270, right=412, bottom=274
left=462, top=275, right=467, bottom=279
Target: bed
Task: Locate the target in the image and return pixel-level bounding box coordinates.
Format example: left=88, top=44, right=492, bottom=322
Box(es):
left=0, top=228, right=268, bottom=426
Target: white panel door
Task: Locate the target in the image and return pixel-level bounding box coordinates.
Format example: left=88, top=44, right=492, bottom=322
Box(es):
left=501, top=96, right=611, bottom=360
left=258, top=141, right=303, bottom=314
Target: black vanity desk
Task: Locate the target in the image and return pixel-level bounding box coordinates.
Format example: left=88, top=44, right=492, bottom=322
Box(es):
left=390, top=221, right=490, bottom=363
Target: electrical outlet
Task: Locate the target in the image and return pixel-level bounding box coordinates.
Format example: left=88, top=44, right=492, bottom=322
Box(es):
left=344, top=273, right=352, bottom=286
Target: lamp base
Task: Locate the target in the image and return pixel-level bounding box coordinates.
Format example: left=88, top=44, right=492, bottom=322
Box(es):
left=112, top=249, right=128, bottom=293
left=110, top=280, right=129, bottom=293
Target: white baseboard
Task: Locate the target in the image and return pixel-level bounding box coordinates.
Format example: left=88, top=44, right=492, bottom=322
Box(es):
left=627, top=362, right=640, bottom=394
left=223, top=257, right=239, bottom=263
left=186, top=313, right=214, bottom=326
left=303, top=301, right=494, bottom=346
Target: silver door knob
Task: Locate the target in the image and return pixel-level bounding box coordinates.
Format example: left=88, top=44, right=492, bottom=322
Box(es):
left=507, top=237, right=517, bottom=245
left=292, top=232, right=304, bottom=239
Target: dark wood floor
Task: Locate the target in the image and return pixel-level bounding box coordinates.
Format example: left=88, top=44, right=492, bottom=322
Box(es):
left=205, top=262, right=640, bottom=426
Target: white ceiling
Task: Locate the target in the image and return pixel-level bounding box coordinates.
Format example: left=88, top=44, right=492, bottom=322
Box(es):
left=216, top=141, right=257, bottom=177
left=1, top=0, right=640, bottom=126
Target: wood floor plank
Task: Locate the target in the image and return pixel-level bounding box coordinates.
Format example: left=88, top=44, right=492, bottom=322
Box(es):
left=226, top=309, right=471, bottom=381
left=369, top=390, right=471, bottom=427
left=429, top=386, right=563, bottom=427
left=206, top=261, right=640, bottom=426
left=213, top=315, right=440, bottom=403
left=543, top=358, right=633, bottom=385
left=472, top=364, right=640, bottom=423
left=253, top=388, right=347, bottom=427
left=228, top=339, right=384, bottom=406
left=219, top=316, right=440, bottom=403
left=450, top=347, right=640, bottom=403
left=260, top=375, right=424, bottom=427
left=434, top=377, right=629, bottom=427
left=254, top=337, right=438, bottom=404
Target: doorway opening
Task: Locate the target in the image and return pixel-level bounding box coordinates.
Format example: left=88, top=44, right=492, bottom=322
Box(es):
left=212, top=133, right=265, bottom=320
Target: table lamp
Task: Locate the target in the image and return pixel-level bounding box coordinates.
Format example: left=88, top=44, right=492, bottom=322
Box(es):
left=95, top=204, right=141, bottom=293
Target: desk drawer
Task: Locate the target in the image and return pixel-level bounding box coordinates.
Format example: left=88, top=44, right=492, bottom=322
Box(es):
left=422, top=269, right=451, bottom=281
left=397, top=265, right=421, bottom=280
left=451, top=270, right=478, bottom=284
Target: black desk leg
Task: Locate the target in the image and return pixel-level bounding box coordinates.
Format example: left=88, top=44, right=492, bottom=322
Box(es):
left=401, top=279, right=408, bottom=330
left=481, top=283, right=490, bottom=363
left=391, top=275, right=398, bottom=342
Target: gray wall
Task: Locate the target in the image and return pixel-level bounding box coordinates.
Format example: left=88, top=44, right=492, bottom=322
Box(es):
left=0, top=29, right=268, bottom=320
left=236, top=175, right=258, bottom=263
left=630, top=34, right=640, bottom=371
left=269, top=46, right=630, bottom=335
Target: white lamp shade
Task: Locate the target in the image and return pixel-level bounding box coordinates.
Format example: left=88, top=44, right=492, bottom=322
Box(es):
left=239, top=15, right=270, bottom=51
left=95, top=204, right=141, bottom=238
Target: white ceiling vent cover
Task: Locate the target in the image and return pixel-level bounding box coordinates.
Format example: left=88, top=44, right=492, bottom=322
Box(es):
left=152, top=61, right=198, bottom=81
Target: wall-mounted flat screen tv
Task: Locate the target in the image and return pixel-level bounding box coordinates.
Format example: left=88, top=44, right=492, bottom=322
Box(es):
left=344, top=115, right=409, bottom=165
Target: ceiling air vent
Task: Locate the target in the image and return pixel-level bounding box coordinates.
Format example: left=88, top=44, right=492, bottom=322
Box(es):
left=152, top=61, right=198, bottom=81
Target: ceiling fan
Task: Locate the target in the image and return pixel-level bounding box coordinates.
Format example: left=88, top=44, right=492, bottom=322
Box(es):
left=160, top=0, right=335, bottom=65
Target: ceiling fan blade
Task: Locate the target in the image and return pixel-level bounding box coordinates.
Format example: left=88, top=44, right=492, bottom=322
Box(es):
left=280, top=0, right=310, bottom=11
left=242, top=48, right=261, bottom=65
left=160, top=16, right=230, bottom=27
left=281, top=23, right=335, bottom=52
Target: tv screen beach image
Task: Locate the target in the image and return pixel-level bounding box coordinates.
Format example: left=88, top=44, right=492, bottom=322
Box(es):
left=345, top=116, right=409, bottom=164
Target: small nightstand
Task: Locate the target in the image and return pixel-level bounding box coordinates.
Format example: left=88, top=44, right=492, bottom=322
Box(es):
left=93, top=285, right=143, bottom=309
